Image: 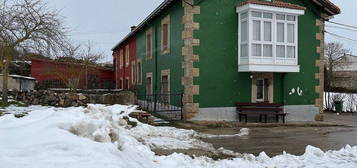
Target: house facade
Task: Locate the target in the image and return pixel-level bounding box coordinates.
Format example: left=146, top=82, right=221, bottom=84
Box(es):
left=31, top=59, right=115, bottom=89
left=112, top=0, right=340, bottom=121
left=113, top=30, right=137, bottom=90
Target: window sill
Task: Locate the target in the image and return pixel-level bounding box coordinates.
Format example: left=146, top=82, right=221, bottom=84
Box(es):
left=238, top=64, right=300, bottom=72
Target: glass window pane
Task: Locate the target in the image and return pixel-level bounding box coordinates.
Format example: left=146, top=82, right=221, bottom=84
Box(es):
left=287, top=15, right=296, bottom=21
left=287, top=46, right=296, bottom=58
left=276, top=14, right=285, bottom=20
left=241, top=12, right=248, bottom=19
left=277, top=23, right=285, bottom=42
left=252, top=44, right=262, bottom=56
left=277, top=45, right=285, bottom=58
left=253, top=20, right=261, bottom=41
left=263, top=44, right=272, bottom=57
left=287, top=24, right=295, bottom=43
left=263, top=12, right=273, bottom=19
left=257, top=79, right=264, bottom=100
left=240, top=44, right=248, bottom=57
left=252, top=11, right=262, bottom=18
left=241, top=21, right=248, bottom=42
left=264, top=21, right=272, bottom=42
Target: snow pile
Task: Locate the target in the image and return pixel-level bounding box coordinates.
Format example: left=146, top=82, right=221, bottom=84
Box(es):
left=0, top=105, right=357, bottom=168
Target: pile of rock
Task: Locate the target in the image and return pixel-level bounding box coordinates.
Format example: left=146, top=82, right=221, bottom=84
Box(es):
left=13, top=90, right=90, bottom=107
left=9, top=90, right=136, bottom=107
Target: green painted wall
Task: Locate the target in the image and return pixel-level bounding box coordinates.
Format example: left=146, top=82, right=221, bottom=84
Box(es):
left=194, top=0, right=324, bottom=108
left=136, top=1, right=184, bottom=99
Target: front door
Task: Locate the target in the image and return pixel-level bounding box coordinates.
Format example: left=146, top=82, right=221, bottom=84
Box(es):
left=256, top=79, right=269, bottom=102
left=251, top=73, right=274, bottom=103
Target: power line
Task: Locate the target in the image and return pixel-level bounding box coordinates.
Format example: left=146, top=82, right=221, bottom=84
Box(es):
left=325, top=31, right=357, bottom=43
left=326, top=25, right=357, bottom=32
left=327, top=21, right=357, bottom=30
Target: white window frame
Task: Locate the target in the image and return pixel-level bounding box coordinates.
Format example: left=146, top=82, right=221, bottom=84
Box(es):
left=237, top=4, right=304, bottom=72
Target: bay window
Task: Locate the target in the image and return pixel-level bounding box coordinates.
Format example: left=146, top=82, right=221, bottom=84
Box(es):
left=237, top=4, right=304, bottom=72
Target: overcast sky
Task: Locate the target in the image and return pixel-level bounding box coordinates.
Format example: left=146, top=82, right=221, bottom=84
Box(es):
left=46, top=0, right=356, bottom=62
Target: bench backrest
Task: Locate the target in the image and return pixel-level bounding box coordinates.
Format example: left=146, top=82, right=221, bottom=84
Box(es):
left=236, top=102, right=283, bottom=108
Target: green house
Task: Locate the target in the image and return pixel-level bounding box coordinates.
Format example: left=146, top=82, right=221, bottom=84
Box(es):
left=113, top=0, right=340, bottom=121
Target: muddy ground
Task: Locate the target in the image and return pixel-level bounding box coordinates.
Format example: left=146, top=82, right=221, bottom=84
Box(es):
left=198, top=112, right=357, bottom=156
left=155, top=112, right=357, bottom=157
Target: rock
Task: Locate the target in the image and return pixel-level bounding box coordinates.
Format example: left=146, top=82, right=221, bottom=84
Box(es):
left=78, top=94, right=87, bottom=101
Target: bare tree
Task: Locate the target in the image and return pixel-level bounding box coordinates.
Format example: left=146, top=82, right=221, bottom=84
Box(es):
left=324, top=42, right=350, bottom=110
left=45, top=42, right=103, bottom=92
left=0, top=0, right=67, bottom=103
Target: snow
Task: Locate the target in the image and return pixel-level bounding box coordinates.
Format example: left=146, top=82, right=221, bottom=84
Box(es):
left=0, top=104, right=357, bottom=168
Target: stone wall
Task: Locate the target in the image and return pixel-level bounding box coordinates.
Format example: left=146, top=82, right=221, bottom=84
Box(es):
left=10, top=90, right=136, bottom=107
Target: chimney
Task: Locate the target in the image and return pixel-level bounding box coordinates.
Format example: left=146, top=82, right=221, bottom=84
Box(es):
left=131, top=26, right=137, bottom=31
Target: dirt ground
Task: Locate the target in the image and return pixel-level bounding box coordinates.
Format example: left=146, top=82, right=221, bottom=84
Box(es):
left=195, top=112, right=357, bottom=156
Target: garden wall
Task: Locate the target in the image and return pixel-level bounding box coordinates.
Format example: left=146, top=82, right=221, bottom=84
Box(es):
left=9, top=90, right=136, bottom=107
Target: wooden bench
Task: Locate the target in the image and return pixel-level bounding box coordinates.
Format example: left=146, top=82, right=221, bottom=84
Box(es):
left=236, top=103, right=286, bottom=123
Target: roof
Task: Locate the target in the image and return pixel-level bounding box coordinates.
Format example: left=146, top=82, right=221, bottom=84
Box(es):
left=31, top=58, right=114, bottom=71
left=238, top=0, right=306, bottom=10
left=112, top=0, right=340, bottom=51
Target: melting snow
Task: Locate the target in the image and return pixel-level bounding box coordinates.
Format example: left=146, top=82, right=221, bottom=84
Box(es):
left=0, top=104, right=356, bottom=168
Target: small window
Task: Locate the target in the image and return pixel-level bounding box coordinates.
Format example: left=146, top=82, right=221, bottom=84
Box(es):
left=161, top=16, right=170, bottom=54
left=252, top=11, right=262, bottom=18
left=240, top=44, right=248, bottom=57
left=161, top=75, right=169, bottom=103
left=241, top=21, right=248, bottom=42
left=287, top=15, right=296, bottom=21
left=287, top=24, right=295, bottom=43
left=263, top=44, right=273, bottom=57
left=137, top=61, right=142, bottom=84
left=276, top=14, right=285, bottom=20
left=125, top=78, right=129, bottom=90
left=252, top=44, right=262, bottom=57
left=277, top=23, right=285, bottom=42
left=241, top=12, right=248, bottom=19
left=146, top=77, right=152, bottom=95
left=263, top=12, right=273, bottom=19
left=287, top=46, right=296, bottom=58
left=253, top=20, right=261, bottom=41
left=264, top=21, right=272, bottom=42
left=119, top=49, right=124, bottom=68
left=131, top=61, right=136, bottom=84
left=119, top=78, right=123, bottom=89
left=146, top=29, right=153, bottom=60
left=277, top=45, right=285, bottom=58
left=125, top=45, right=129, bottom=66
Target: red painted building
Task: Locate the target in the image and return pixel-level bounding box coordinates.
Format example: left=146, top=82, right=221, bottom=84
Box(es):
left=112, top=27, right=137, bottom=90
left=31, top=59, right=115, bottom=89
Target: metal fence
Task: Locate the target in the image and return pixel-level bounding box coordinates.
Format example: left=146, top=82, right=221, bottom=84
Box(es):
left=137, top=92, right=183, bottom=121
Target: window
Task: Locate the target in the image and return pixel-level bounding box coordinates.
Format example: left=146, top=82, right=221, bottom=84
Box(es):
left=119, top=78, right=123, bottom=89
left=146, top=76, right=152, bottom=95
left=119, top=49, right=124, bottom=69
left=256, top=79, right=269, bottom=102
left=146, top=29, right=153, bottom=60
left=161, top=75, right=169, bottom=103
left=125, top=45, right=129, bottom=67
left=137, top=60, right=142, bottom=84
left=125, top=78, right=129, bottom=90
left=161, top=15, right=170, bottom=54
left=131, top=61, right=136, bottom=84
left=239, top=10, right=299, bottom=59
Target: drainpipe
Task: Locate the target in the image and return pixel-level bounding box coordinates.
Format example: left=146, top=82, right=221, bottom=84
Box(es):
left=154, top=26, right=159, bottom=112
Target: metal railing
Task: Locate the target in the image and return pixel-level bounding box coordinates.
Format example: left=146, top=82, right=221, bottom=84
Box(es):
left=137, top=92, right=183, bottom=121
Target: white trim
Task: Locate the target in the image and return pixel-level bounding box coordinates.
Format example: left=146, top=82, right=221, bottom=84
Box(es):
left=237, top=4, right=303, bottom=73
left=237, top=4, right=305, bottom=15
left=239, top=64, right=300, bottom=72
